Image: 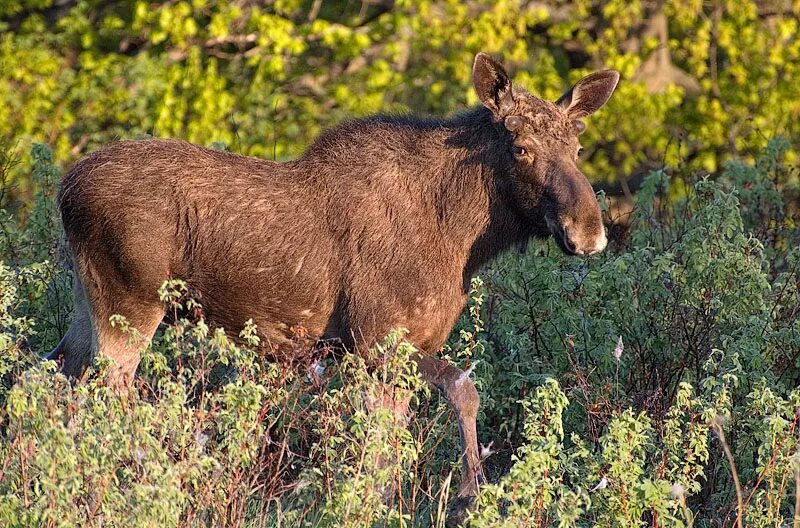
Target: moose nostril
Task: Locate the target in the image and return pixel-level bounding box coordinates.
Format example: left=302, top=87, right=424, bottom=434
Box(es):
left=563, top=234, right=578, bottom=253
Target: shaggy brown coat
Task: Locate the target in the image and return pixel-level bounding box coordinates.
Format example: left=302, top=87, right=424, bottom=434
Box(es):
left=49, top=53, right=619, bottom=505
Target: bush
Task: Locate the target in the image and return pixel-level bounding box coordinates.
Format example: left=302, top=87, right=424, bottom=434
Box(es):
left=1, top=141, right=799, bottom=526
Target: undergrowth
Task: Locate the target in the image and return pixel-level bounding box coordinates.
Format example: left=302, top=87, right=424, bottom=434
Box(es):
left=1, top=139, right=800, bottom=526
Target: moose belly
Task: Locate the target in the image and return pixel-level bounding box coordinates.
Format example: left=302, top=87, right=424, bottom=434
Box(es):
left=181, top=256, right=336, bottom=355
left=402, top=292, right=467, bottom=352
left=344, top=284, right=467, bottom=354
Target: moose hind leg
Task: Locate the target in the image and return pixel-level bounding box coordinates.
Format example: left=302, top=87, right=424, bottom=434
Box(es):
left=91, top=298, right=164, bottom=388
left=415, top=355, right=484, bottom=497
left=59, top=252, right=165, bottom=389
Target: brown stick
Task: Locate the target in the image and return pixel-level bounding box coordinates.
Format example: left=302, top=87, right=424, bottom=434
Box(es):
left=794, top=464, right=800, bottom=528
left=713, top=418, right=744, bottom=528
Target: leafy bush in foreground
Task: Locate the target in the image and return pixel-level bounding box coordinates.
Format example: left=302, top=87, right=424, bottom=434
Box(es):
left=1, top=140, right=799, bottom=527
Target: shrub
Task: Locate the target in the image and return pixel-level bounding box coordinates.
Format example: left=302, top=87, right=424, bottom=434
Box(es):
left=1, top=141, right=799, bottom=526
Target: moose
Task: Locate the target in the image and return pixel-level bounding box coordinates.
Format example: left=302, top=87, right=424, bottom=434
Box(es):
left=49, top=53, right=619, bottom=509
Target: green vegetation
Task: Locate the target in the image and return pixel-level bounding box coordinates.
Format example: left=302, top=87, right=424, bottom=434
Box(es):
left=2, top=140, right=800, bottom=526
left=2, top=1, right=800, bottom=526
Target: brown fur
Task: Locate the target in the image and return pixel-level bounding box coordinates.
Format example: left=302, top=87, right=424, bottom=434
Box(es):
left=48, top=53, right=619, bottom=503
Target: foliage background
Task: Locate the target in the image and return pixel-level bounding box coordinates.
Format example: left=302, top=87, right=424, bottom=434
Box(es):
left=2, top=0, right=800, bottom=203
left=2, top=1, right=800, bottom=527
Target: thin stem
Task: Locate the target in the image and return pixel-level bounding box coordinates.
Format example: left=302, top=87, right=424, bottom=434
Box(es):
left=794, top=464, right=800, bottom=528
left=713, top=420, right=743, bottom=528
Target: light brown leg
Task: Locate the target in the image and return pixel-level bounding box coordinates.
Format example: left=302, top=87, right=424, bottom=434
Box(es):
left=364, top=382, right=412, bottom=503
left=365, top=382, right=413, bottom=427
left=92, top=303, right=164, bottom=389
left=414, top=354, right=485, bottom=498
left=50, top=259, right=164, bottom=390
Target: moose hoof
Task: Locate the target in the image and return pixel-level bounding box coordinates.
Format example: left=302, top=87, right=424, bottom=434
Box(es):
left=446, top=494, right=477, bottom=528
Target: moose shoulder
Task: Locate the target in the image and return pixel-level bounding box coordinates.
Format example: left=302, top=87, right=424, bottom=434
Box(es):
left=50, top=53, right=619, bottom=504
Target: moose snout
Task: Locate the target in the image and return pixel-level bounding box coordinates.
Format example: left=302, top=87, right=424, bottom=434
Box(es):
left=563, top=225, right=607, bottom=256
left=547, top=214, right=608, bottom=257
left=543, top=163, right=609, bottom=257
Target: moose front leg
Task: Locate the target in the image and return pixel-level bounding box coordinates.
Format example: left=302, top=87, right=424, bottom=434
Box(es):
left=414, top=354, right=485, bottom=498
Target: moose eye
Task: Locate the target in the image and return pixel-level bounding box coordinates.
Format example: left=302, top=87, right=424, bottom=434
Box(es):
left=513, top=145, right=526, bottom=157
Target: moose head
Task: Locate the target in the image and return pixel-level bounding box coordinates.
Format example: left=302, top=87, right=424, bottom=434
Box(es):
left=473, top=53, right=619, bottom=256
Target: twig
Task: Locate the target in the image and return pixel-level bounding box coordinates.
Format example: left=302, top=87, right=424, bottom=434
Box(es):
left=713, top=418, right=743, bottom=528
left=308, top=0, right=323, bottom=21
left=794, top=464, right=800, bottom=528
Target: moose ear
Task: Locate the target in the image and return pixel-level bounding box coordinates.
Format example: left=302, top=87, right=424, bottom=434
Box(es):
left=556, top=70, right=620, bottom=119
left=473, top=52, right=515, bottom=116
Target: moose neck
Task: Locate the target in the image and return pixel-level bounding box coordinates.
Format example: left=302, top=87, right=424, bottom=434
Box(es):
left=434, top=106, right=532, bottom=283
